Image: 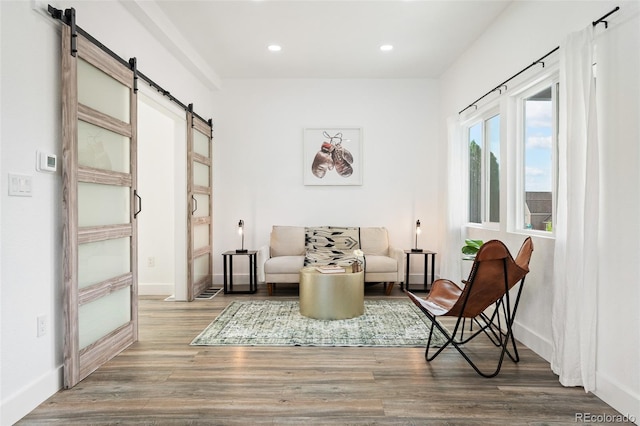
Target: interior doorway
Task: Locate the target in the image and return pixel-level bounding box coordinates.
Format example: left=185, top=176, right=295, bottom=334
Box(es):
left=137, top=90, right=188, bottom=301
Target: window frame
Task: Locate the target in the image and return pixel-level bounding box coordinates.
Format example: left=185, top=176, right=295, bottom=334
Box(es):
left=463, top=105, right=501, bottom=229
left=511, top=75, right=559, bottom=237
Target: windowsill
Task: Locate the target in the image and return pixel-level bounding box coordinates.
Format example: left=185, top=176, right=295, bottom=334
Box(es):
left=509, top=228, right=555, bottom=240
left=465, top=222, right=500, bottom=232
left=465, top=224, right=556, bottom=240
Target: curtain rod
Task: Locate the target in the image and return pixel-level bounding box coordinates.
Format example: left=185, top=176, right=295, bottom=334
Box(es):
left=458, top=6, right=620, bottom=115
left=47, top=5, right=213, bottom=132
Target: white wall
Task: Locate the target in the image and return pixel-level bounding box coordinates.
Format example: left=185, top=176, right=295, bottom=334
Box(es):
left=137, top=89, right=190, bottom=300
left=595, top=7, right=640, bottom=417
left=1, top=3, right=63, bottom=424
left=439, top=0, right=639, bottom=420
left=212, top=78, right=440, bottom=281
left=138, top=94, right=182, bottom=297
left=0, top=2, right=216, bottom=424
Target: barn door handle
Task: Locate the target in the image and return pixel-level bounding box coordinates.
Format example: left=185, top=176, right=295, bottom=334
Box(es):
left=191, top=195, right=198, bottom=215
left=134, top=190, right=142, bottom=218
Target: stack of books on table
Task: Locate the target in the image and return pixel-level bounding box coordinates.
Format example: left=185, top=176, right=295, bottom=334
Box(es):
left=315, top=265, right=346, bottom=274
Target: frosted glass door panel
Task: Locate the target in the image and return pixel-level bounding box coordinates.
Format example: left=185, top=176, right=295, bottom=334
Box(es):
left=78, top=287, right=131, bottom=349
left=78, top=58, right=130, bottom=123
left=193, top=162, right=210, bottom=188
left=78, top=237, right=131, bottom=289
left=78, top=120, right=130, bottom=173
left=193, top=224, right=210, bottom=250
left=194, top=255, right=210, bottom=283
left=193, top=130, right=209, bottom=158
left=187, top=111, right=213, bottom=300
left=193, top=194, right=210, bottom=217
left=78, top=183, right=130, bottom=227
left=62, top=27, right=138, bottom=389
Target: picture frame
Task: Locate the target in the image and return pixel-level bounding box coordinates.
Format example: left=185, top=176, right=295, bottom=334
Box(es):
left=303, top=127, right=363, bottom=186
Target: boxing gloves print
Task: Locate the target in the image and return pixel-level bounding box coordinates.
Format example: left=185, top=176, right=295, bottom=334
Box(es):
left=311, top=131, right=354, bottom=179
left=311, top=141, right=334, bottom=178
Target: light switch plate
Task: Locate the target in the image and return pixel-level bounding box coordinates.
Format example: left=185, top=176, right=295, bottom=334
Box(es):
left=8, top=173, right=33, bottom=197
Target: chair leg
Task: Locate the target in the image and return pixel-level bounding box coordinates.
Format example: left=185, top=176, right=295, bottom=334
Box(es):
left=477, top=307, right=505, bottom=348
left=384, top=282, right=395, bottom=295
left=448, top=318, right=516, bottom=378
left=475, top=288, right=523, bottom=363
left=451, top=282, right=527, bottom=378
left=424, top=318, right=453, bottom=361
left=425, top=321, right=435, bottom=359
left=407, top=292, right=453, bottom=362
left=267, top=283, right=274, bottom=296
left=507, top=329, right=520, bottom=363
left=502, top=295, right=521, bottom=363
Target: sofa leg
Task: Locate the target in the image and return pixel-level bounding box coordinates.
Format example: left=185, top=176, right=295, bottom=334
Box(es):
left=267, top=283, right=274, bottom=296
left=385, top=282, right=395, bottom=296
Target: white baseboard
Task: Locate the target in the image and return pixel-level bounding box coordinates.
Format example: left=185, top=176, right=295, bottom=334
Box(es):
left=513, top=319, right=553, bottom=362
left=213, top=273, right=256, bottom=286
left=138, top=282, right=174, bottom=296
left=595, top=372, right=640, bottom=423
left=213, top=273, right=224, bottom=286
left=404, top=273, right=438, bottom=287
left=213, top=273, right=437, bottom=287
left=1, top=366, right=62, bottom=425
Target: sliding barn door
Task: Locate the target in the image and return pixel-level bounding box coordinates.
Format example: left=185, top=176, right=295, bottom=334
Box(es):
left=187, top=111, right=213, bottom=300
left=61, top=25, right=138, bottom=388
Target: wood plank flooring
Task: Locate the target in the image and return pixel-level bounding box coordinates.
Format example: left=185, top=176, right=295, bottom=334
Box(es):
left=19, top=284, right=625, bottom=425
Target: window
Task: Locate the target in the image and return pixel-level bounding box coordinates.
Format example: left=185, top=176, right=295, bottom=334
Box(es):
left=467, top=113, right=500, bottom=224
left=521, top=83, right=558, bottom=232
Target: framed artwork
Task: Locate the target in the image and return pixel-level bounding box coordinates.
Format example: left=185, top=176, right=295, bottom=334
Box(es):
left=303, top=127, right=363, bottom=185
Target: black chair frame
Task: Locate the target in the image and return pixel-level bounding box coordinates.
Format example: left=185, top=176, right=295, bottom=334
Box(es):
left=416, top=258, right=528, bottom=378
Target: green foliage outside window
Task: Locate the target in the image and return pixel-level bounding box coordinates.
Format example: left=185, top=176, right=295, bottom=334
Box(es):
left=469, top=140, right=482, bottom=223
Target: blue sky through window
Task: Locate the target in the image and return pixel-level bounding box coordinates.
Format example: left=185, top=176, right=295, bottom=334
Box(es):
left=469, top=123, right=482, bottom=150
left=524, top=99, right=553, bottom=192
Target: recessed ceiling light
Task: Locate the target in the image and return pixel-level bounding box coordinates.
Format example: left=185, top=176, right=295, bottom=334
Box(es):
left=380, top=44, right=394, bottom=52
left=268, top=45, right=282, bottom=52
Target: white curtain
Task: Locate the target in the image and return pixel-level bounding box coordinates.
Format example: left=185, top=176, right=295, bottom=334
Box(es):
left=439, top=116, right=465, bottom=283
left=551, top=25, right=599, bottom=391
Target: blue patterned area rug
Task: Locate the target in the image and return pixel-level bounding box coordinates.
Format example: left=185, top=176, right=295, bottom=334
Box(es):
left=190, top=299, right=446, bottom=347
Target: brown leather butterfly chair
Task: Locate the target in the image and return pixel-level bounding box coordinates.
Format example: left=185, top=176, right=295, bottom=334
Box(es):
left=407, top=237, right=533, bottom=377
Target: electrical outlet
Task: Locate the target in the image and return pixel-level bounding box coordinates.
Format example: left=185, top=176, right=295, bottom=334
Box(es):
left=37, top=315, right=47, bottom=337
left=147, top=257, right=155, bottom=267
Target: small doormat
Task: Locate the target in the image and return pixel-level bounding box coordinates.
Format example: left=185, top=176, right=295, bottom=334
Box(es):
left=191, top=299, right=446, bottom=347
left=195, top=288, right=222, bottom=300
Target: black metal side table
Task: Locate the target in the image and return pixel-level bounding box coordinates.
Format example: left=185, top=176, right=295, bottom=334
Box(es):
left=222, top=250, right=258, bottom=294
left=403, top=250, right=437, bottom=292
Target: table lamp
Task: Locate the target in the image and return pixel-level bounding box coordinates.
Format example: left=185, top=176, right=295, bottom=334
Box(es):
left=412, top=219, right=423, bottom=252
left=236, top=219, right=247, bottom=253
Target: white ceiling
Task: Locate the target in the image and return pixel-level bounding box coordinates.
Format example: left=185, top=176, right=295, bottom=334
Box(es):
left=152, top=0, right=512, bottom=79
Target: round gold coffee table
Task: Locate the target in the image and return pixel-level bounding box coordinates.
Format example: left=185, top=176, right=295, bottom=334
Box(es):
left=299, top=266, right=364, bottom=320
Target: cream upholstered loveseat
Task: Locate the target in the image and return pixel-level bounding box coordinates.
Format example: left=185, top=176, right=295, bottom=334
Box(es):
left=257, top=226, right=404, bottom=296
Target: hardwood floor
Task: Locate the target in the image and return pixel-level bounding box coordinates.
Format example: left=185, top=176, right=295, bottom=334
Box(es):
left=19, top=284, right=624, bottom=425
